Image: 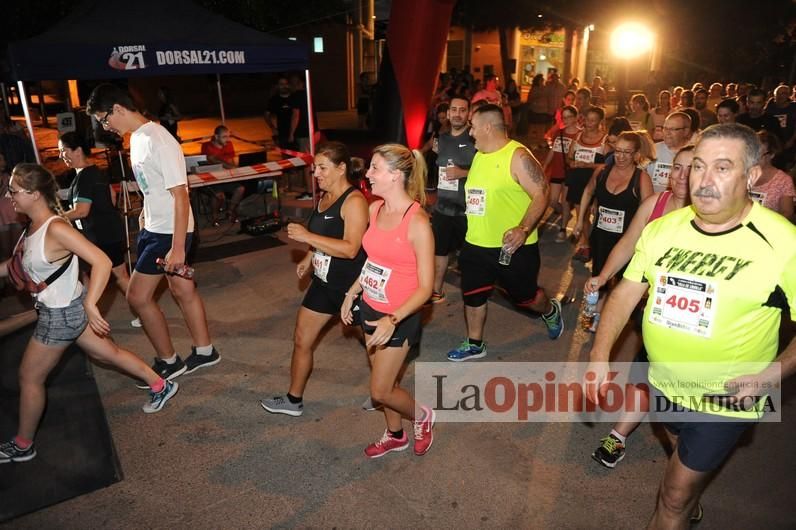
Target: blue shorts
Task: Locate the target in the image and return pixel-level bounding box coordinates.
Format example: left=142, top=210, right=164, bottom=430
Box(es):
left=33, top=292, right=88, bottom=347
left=135, top=229, right=194, bottom=275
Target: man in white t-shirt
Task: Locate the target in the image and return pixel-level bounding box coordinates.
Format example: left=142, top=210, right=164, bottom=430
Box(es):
left=87, top=84, right=220, bottom=381
left=647, top=112, right=692, bottom=192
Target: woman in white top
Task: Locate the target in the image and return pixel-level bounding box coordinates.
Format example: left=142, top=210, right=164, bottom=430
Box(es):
left=0, top=164, right=178, bottom=465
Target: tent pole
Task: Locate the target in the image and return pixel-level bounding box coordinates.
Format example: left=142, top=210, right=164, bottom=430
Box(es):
left=17, top=81, right=41, bottom=164
left=305, top=69, right=316, bottom=206
left=216, top=73, right=226, bottom=125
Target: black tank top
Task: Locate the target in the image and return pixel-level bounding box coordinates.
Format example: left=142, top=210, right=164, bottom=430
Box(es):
left=593, top=165, right=642, bottom=238
left=306, top=186, right=366, bottom=289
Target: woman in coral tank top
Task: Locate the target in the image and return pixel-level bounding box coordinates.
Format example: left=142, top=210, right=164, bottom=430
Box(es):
left=340, top=144, right=436, bottom=459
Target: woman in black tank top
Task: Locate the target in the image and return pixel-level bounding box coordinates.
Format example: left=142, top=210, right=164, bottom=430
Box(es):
left=577, top=133, right=654, bottom=278
left=260, top=142, right=369, bottom=417
left=574, top=132, right=653, bottom=325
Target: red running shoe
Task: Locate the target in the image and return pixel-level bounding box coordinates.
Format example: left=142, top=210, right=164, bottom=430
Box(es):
left=364, top=430, right=409, bottom=459
left=573, top=246, right=592, bottom=262
left=413, top=406, right=436, bottom=456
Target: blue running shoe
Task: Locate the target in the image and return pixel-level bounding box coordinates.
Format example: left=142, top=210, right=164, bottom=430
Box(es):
left=143, top=380, right=179, bottom=414
left=542, top=298, right=564, bottom=339
left=447, top=340, right=487, bottom=362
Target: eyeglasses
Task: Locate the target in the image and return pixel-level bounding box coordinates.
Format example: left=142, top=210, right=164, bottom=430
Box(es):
left=5, top=187, right=31, bottom=196
left=98, top=108, right=114, bottom=127
left=663, top=126, right=688, bottom=133
left=614, top=149, right=636, bottom=156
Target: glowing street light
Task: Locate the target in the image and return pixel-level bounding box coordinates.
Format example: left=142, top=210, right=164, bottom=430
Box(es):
left=610, top=22, right=654, bottom=59
left=610, top=22, right=654, bottom=116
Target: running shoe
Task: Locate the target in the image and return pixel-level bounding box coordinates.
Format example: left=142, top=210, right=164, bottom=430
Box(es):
left=362, top=397, right=382, bottom=411
left=0, top=439, right=36, bottom=464
left=364, top=429, right=409, bottom=458
left=573, top=246, right=592, bottom=262
left=135, top=356, right=187, bottom=389
left=591, top=434, right=626, bottom=468
left=296, top=192, right=313, bottom=201
left=427, top=290, right=446, bottom=305
left=413, top=406, right=436, bottom=456
left=184, top=346, right=221, bottom=375
left=261, top=395, right=304, bottom=417
left=143, top=380, right=179, bottom=414
left=447, top=340, right=487, bottom=362
left=690, top=502, right=704, bottom=525
left=542, top=299, right=564, bottom=340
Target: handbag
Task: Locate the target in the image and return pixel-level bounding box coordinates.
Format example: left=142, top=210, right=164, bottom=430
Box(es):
left=7, top=229, right=73, bottom=293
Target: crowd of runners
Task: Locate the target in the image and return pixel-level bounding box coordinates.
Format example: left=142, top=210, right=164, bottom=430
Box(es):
left=0, top=74, right=794, bottom=529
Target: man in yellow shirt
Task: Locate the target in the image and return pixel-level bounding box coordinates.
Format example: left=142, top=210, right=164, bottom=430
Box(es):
left=587, top=123, right=796, bottom=528
left=447, top=105, right=563, bottom=362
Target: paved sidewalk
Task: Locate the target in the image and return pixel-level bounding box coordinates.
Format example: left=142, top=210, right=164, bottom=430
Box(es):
left=6, top=220, right=795, bottom=529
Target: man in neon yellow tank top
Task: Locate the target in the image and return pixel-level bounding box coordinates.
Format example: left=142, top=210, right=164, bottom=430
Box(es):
left=447, top=104, right=564, bottom=362
left=587, top=123, right=796, bottom=528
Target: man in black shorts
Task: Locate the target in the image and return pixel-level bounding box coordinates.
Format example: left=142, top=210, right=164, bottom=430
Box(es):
left=587, top=123, right=796, bottom=527
left=429, top=96, right=476, bottom=304
left=447, top=105, right=564, bottom=362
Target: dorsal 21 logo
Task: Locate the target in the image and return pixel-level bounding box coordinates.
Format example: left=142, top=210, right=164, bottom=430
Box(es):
left=108, top=45, right=147, bottom=70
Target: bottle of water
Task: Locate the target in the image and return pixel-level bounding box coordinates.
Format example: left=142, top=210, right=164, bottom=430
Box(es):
left=583, top=290, right=598, bottom=317
left=498, top=244, right=513, bottom=266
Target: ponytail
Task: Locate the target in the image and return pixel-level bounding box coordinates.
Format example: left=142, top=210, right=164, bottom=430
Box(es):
left=408, top=149, right=427, bottom=206
left=372, top=143, right=428, bottom=206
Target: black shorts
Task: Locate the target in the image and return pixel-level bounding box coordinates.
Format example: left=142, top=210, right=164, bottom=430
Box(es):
left=459, top=241, right=541, bottom=306
left=431, top=213, right=467, bottom=256
left=97, top=240, right=126, bottom=268
left=301, top=279, right=346, bottom=315
left=359, top=299, right=422, bottom=348
left=655, top=392, right=754, bottom=473
left=565, top=176, right=588, bottom=204
left=135, top=229, right=194, bottom=275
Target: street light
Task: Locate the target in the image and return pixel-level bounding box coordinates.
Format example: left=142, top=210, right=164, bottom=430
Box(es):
left=610, top=22, right=654, bottom=59
left=610, top=22, right=654, bottom=116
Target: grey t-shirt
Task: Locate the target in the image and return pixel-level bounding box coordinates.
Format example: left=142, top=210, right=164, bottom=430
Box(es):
left=434, top=128, right=476, bottom=216
left=647, top=142, right=676, bottom=193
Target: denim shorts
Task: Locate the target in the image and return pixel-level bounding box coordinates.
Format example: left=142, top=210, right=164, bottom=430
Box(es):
left=33, top=293, right=88, bottom=346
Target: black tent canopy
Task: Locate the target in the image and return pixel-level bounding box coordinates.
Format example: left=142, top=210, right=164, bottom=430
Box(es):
left=7, top=0, right=309, bottom=80
left=6, top=0, right=313, bottom=164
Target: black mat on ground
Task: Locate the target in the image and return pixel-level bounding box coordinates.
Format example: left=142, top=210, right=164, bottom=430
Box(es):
left=0, top=325, right=122, bottom=523
left=193, top=234, right=285, bottom=263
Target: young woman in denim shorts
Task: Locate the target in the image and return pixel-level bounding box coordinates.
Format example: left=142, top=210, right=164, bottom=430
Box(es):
left=0, top=164, right=178, bottom=464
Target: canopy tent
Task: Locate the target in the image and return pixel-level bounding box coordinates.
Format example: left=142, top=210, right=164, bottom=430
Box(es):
left=5, top=0, right=313, bottom=162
